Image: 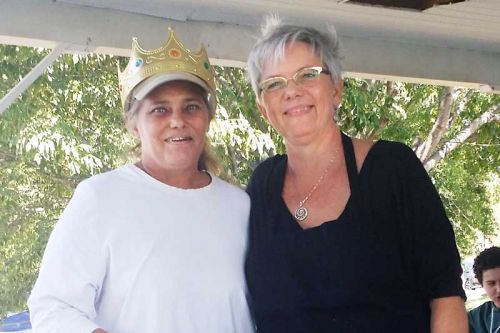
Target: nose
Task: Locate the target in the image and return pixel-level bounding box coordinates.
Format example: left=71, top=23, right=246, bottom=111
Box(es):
left=283, top=79, right=303, bottom=100
left=169, top=110, right=186, bottom=128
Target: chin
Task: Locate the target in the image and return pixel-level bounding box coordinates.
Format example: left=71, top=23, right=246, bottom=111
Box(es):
left=287, top=127, right=317, bottom=140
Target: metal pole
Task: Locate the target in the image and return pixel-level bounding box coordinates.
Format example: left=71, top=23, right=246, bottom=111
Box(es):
left=0, top=42, right=70, bottom=115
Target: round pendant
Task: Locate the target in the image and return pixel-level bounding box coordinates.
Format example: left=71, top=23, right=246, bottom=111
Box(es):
left=295, top=206, right=308, bottom=221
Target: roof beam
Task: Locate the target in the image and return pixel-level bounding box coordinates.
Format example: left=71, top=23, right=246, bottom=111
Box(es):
left=0, top=0, right=499, bottom=92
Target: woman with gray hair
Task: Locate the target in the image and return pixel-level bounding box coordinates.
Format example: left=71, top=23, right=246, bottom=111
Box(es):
left=244, top=17, right=467, bottom=332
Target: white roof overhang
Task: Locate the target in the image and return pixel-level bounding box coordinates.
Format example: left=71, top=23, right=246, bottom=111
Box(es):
left=1, top=0, right=499, bottom=100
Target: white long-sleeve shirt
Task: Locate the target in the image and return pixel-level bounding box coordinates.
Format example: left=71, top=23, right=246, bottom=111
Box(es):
left=28, top=164, right=254, bottom=333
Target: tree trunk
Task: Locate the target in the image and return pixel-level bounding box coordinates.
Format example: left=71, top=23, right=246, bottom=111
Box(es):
left=415, top=87, right=459, bottom=162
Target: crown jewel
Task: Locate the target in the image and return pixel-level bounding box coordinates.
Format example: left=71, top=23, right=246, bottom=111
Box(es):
left=118, top=27, right=216, bottom=109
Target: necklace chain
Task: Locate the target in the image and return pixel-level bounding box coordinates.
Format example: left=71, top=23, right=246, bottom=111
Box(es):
left=294, top=157, right=335, bottom=221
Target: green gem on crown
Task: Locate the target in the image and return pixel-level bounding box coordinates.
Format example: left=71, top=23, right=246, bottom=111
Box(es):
left=204, top=62, right=209, bottom=70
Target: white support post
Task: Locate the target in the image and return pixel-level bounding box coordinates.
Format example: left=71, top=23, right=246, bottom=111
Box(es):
left=0, top=42, right=70, bottom=115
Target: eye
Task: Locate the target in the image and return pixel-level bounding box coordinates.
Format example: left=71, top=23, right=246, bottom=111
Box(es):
left=151, top=107, right=167, bottom=114
left=260, top=78, right=286, bottom=93
left=185, top=102, right=203, bottom=113
left=296, top=68, right=320, bottom=82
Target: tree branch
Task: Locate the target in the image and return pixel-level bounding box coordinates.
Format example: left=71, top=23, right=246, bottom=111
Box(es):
left=448, top=90, right=472, bottom=126
left=386, top=80, right=398, bottom=97
left=415, top=87, right=460, bottom=162
left=424, top=103, right=500, bottom=171
left=367, top=116, right=389, bottom=140
left=218, top=68, right=268, bottom=133
left=0, top=147, right=17, bottom=162
left=226, top=143, right=239, bottom=177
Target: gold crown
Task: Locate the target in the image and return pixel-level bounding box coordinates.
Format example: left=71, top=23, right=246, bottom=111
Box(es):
left=118, top=27, right=216, bottom=109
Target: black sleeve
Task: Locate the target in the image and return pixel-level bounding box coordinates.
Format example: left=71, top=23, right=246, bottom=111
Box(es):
left=246, top=155, right=284, bottom=200
left=246, top=157, right=272, bottom=198
left=244, top=155, right=283, bottom=302
left=245, top=155, right=283, bottom=241
left=392, top=143, right=465, bottom=300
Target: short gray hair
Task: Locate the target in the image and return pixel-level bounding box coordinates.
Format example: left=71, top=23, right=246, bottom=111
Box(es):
left=247, top=16, right=342, bottom=99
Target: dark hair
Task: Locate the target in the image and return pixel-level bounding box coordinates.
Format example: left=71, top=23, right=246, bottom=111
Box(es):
left=473, top=246, right=500, bottom=285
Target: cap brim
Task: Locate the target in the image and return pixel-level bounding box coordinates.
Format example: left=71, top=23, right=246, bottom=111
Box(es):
left=133, top=72, right=213, bottom=101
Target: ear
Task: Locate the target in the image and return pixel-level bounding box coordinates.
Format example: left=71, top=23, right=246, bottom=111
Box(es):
left=257, top=100, right=270, bottom=122
left=333, top=77, right=344, bottom=107
left=127, top=118, right=140, bottom=139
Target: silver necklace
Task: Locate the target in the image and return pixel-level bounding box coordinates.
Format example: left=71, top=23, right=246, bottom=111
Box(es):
left=294, top=157, right=335, bottom=221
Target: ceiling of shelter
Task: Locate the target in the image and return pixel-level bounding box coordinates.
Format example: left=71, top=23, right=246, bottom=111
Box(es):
left=0, top=0, right=499, bottom=91
left=348, top=0, right=465, bottom=10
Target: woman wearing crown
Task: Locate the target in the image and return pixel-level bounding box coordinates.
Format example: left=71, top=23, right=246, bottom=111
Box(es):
left=28, top=28, right=254, bottom=333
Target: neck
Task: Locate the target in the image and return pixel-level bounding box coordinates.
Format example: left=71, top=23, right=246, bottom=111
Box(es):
left=136, top=161, right=210, bottom=189
left=285, top=126, right=342, bottom=175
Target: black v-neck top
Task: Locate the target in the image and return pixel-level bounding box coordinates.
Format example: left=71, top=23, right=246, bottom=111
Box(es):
left=245, top=134, right=465, bottom=333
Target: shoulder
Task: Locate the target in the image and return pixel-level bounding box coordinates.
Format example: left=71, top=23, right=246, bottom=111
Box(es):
left=351, top=138, right=374, bottom=173
left=250, top=154, right=287, bottom=184
left=68, top=165, right=139, bottom=208
left=76, top=164, right=144, bottom=197
left=55, top=167, right=135, bottom=235
left=468, top=300, right=493, bottom=331
left=212, top=176, right=249, bottom=201
left=81, top=164, right=135, bottom=188
left=469, top=301, right=492, bottom=317
left=247, top=154, right=286, bottom=194
left=208, top=177, right=251, bottom=220
left=360, top=139, right=422, bottom=175
left=252, top=154, right=286, bottom=179
left=367, top=139, right=416, bottom=161
left=357, top=139, right=434, bottom=201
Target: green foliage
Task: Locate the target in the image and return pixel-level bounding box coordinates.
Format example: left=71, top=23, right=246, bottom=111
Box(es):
left=0, top=45, right=498, bottom=317
left=211, top=66, right=282, bottom=184
left=0, top=45, right=134, bottom=316
left=338, top=79, right=394, bottom=137
left=432, top=148, right=496, bottom=253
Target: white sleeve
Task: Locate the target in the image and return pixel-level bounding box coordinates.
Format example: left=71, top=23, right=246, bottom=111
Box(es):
left=28, top=180, right=107, bottom=333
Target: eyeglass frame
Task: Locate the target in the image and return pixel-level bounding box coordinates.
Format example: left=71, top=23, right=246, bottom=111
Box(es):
left=258, top=66, right=331, bottom=95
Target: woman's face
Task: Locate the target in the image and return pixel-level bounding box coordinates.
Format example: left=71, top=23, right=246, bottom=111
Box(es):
left=129, top=80, right=210, bottom=174
left=257, top=42, right=342, bottom=144
left=482, top=267, right=500, bottom=308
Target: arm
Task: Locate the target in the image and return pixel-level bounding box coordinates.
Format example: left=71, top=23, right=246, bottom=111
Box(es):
left=390, top=144, right=466, bottom=328
left=430, top=296, right=468, bottom=333
left=28, top=181, right=107, bottom=333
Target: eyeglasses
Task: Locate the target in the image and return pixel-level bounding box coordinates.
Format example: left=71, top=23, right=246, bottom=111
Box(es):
left=258, top=66, right=330, bottom=95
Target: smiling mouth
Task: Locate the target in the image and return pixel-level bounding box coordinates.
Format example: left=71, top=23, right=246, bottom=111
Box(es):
left=166, top=136, right=193, bottom=143
left=284, top=105, right=312, bottom=116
